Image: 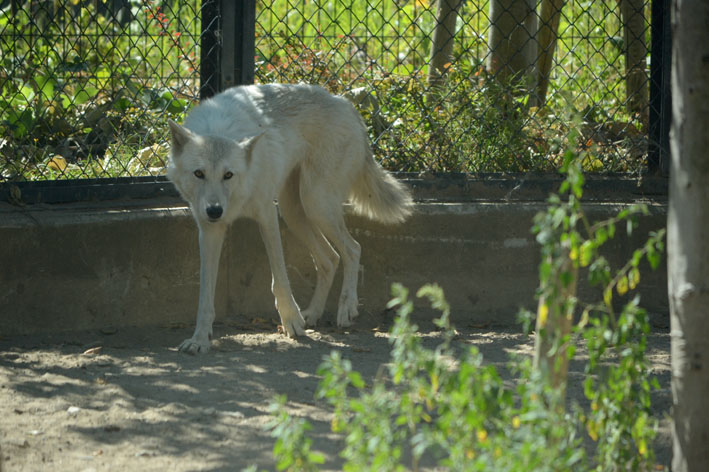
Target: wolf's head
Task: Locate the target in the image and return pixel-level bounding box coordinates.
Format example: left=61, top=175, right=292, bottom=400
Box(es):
left=167, top=120, right=262, bottom=224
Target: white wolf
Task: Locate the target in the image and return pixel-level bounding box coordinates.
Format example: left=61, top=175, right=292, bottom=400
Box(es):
left=167, top=84, right=413, bottom=354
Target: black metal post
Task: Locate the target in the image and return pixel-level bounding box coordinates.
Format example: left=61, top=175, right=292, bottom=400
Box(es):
left=200, top=0, right=221, bottom=100
left=648, top=0, right=671, bottom=176
left=200, top=0, right=255, bottom=100
left=221, top=0, right=256, bottom=88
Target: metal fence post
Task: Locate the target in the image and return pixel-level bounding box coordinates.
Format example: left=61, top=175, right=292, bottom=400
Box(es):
left=648, top=0, right=671, bottom=176
left=221, top=0, right=256, bottom=88
left=200, top=0, right=221, bottom=100
left=200, top=0, right=255, bottom=100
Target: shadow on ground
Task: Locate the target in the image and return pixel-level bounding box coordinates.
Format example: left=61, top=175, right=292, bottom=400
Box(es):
left=0, top=316, right=671, bottom=471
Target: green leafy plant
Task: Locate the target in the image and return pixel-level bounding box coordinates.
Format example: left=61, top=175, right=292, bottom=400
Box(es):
left=266, top=277, right=662, bottom=471
left=524, top=123, right=665, bottom=470
left=267, top=395, right=325, bottom=472
left=266, top=284, right=586, bottom=472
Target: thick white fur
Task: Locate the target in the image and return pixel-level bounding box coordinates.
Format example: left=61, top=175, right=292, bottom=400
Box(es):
left=167, top=84, right=412, bottom=354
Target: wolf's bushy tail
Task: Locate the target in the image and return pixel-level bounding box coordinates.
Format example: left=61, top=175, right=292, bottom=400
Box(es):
left=349, top=152, right=413, bottom=224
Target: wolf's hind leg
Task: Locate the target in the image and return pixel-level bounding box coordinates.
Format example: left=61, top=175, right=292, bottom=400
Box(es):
left=300, top=191, right=361, bottom=328
left=279, top=172, right=340, bottom=326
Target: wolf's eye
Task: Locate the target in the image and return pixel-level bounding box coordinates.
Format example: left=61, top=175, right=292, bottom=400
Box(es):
left=223, top=171, right=234, bottom=180
left=194, top=170, right=205, bottom=179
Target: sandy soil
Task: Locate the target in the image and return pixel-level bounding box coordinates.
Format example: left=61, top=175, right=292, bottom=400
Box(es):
left=0, top=316, right=671, bottom=472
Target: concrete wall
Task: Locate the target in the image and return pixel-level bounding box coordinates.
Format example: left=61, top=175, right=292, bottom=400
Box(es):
left=0, top=187, right=668, bottom=336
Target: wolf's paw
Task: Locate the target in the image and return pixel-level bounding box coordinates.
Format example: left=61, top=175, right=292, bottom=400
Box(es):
left=281, top=314, right=306, bottom=338
left=302, top=307, right=322, bottom=327
left=178, top=337, right=211, bottom=355
left=336, top=299, right=359, bottom=328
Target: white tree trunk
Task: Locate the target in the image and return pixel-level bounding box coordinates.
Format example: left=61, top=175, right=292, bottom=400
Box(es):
left=619, top=0, right=649, bottom=128
left=668, top=0, right=709, bottom=470
left=427, top=0, right=462, bottom=89
left=487, top=0, right=538, bottom=93
left=536, top=0, right=564, bottom=106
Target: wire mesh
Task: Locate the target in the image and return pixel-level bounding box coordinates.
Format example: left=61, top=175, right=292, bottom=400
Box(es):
left=254, top=0, right=652, bottom=173
left=0, top=0, right=201, bottom=181
left=1, top=0, right=653, bottom=182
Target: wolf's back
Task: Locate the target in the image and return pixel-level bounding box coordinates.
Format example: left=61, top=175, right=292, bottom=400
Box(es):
left=184, top=83, right=413, bottom=224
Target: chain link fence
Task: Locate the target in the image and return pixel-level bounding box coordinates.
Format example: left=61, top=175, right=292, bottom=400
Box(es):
left=1, top=0, right=663, bottom=184
left=255, top=0, right=653, bottom=174
left=0, top=0, right=201, bottom=181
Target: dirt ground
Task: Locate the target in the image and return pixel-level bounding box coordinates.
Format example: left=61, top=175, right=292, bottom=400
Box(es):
left=0, top=314, right=672, bottom=472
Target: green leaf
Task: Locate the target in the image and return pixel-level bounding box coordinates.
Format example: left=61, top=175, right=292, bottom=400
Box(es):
left=308, top=451, right=326, bottom=464
left=607, top=222, right=615, bottom=239
left=19, top=84, right=35, bottom=102
left=35, top=75, right=56, bottom=100
left=387, top=283, right=409, bottom=309
left=603, top=288, right=612, bottom=306
left=167, top=97, right=188, bottom=114
left=60, top=93, right=72, bottom=109
left=626, top=218, right=634, bottom=236
left=74, top=86, right=99, bottom=106
left=348, top=371, right=365, bottom=389
left=647, top=249, right=661, bottom=270
left=579, top=240, right=594, bottom=267
left=538, top=260, right=552, bottom=283
left=617, top=276, right=629, bottom=295
left=628, top=267, right=640, bottom=290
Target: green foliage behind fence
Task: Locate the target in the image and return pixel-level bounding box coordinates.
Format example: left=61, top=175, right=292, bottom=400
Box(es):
left=256, top=0, right=650, bottom=174
left=0, top=0, right=199, bottom=181
left=0, top=0, right=650, bottom=182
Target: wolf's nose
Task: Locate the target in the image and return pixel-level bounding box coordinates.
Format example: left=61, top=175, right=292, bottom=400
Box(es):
left=206, top=204, right=223, bottom=220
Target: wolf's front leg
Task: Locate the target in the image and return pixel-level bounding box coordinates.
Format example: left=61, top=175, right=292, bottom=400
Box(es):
left=179, top=223, right=227, bottom=354
left=258, top=206, right=306, bottom=337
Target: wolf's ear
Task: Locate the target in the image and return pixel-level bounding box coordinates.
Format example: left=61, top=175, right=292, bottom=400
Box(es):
left=168, top=119, right=194, bottom=155
left=239, top=132, right=265, bottom=164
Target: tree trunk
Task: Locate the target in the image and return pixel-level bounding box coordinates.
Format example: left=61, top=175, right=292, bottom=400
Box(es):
left=536, top=0, right=564, bottom=106
left=668, top=0, right=709, bottom=470
left=487, top=0, right=538, bottom=95
left=427, top=0, right=462, bottom=89
left=619, top=0, right=649, bottom=128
